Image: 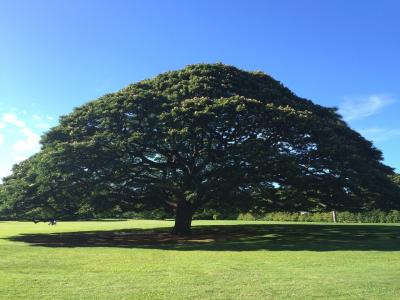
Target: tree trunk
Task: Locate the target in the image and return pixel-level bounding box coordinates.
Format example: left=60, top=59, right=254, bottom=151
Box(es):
left=332, top=210, right=337, bottom=223
left=171, top=200, right=193, bottom=235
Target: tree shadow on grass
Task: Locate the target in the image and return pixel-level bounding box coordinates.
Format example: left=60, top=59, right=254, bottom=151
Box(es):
left=5, top=223, right=400, bottom=251
left=85, top=219, right=129, bottom=222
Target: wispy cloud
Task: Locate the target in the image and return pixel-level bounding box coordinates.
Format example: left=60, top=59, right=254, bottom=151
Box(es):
left=32, top=114, right=42, bottom=121
left=339, top=94, right=396, bottom=121
left=3, top=113, right=26, bottom=127
left=32, top=114, right=53, bottom=129
left=0, top=111, right=56, bottom=182
left=0, top=113, right=43, bottom=182
left=1, top=112, right=40, bottom=153
left=13, top=127, right=40, bottom=152
left=359, top=127, right=400, bottom=142
left=0, top=166, right=12, bottom=181
left=13, top=154, right=29, bottom=164
left=36, top=122, right=51, bottom=129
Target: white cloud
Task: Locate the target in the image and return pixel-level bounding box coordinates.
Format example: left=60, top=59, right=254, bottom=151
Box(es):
left=2, top=113, right=26, bottom=127
left=1, top=112, right=41, bottom=153
left=0, top=112, right=51, bottom=182
left=13, top=127, right=40, bottom=152
left=30, top=114, right=54, bottom=129
left=13, top=154, right=28, bottom=164
left=36, top=122, right=50, bottom=129
left=339, top=94, right=396, bottom=121
left=32, top=114, right=42, bottom=121
left=0, top=166, right=12, bottom=181
left=359, top=127, right=400, bottom=142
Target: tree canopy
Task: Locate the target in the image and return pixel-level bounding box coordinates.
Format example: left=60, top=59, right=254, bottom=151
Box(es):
left=392, top=174, right=400, bottom=187
left=1, top=64, right=399, bottom=233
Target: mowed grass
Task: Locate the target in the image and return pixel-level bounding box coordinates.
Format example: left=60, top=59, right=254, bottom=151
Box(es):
left=1, top=220, right=400, bottom=299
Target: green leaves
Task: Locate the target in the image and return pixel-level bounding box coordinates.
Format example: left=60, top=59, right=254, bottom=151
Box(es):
left=1, top=63, right=399, bottom=222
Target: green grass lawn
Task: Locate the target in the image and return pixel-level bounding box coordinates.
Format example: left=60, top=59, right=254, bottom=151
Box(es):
left=1, top=220, right=399, bottom=299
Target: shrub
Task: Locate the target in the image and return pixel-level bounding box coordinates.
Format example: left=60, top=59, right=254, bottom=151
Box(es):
left=235, top=210, right=400, bottom=223
left=237, top=212, right=257, bottom=221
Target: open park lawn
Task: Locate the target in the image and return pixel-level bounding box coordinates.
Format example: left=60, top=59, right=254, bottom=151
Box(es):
left=1, top=220, right=399, bottom=299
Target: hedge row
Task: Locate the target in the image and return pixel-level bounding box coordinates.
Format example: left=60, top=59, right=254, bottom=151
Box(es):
left=5, top=209, right=398, bottom=223
left=236, top=210, right=400, bottom=223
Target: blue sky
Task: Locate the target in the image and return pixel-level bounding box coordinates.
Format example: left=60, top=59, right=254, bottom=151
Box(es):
left=0, top=0, right=399, bottom=180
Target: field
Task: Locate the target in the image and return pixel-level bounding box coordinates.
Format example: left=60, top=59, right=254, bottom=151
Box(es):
left=1, top=220, right=399, bottom=299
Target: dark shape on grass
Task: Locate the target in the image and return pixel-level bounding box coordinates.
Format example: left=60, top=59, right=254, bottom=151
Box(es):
left=1, top=64, right=399, bottom=234
left=6, top=224, right=400, bottom=252
left=86, top=219, right=129, bottom=222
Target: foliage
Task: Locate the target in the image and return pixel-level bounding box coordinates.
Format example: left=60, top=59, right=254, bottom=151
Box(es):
left=236, top=210, right=400, bottom=223
left=391, top=173, right=400, bottom=186
left=237, top=212, right=258, bottom=221
left=1, top=64, right=399, bottom=233
left=120, top=209, right=173, bottom=220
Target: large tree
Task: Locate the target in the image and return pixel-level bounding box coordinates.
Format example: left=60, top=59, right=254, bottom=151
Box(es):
left=1, top=64, right=399, bottom=234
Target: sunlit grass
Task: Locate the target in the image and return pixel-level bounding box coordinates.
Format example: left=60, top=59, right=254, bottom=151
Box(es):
left=1, top=220, right=399, bottom=299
